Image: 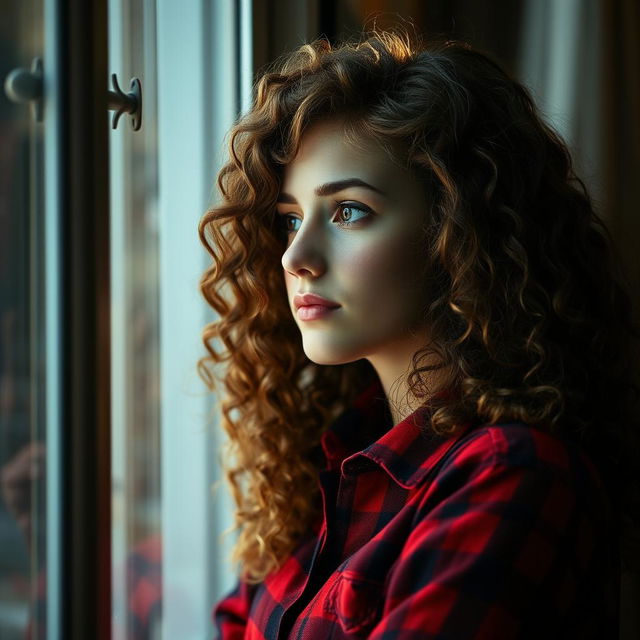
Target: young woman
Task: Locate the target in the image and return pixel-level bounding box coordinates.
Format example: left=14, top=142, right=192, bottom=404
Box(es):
left=199, top=32, right=638, bottom=639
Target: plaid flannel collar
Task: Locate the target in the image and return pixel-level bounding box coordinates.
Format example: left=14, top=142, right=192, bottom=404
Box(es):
left=320, top=380, right=471, bottom=489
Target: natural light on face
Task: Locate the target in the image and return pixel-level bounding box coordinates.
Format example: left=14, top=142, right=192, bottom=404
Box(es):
left=278, top=119, right=431, bottom=370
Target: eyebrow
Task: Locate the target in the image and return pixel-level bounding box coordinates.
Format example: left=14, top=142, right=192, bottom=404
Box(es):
left=277, top=178, right=387, bottom=204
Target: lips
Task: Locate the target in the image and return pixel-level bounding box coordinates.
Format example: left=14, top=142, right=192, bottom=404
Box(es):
left=293, top=293, right=341, bottom=311
left=293, top=293, right=341, bottom=321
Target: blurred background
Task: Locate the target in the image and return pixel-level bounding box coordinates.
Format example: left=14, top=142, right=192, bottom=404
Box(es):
left=1, top=1, right=638, bottom=638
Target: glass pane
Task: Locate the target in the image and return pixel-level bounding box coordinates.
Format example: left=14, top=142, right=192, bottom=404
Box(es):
left=0, top=1, right=46, bottom=638
left=109, top=0, right=161, bottom=638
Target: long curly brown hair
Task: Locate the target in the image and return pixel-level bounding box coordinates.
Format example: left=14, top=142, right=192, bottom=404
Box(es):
left=198, top=31, right=639, bottom=584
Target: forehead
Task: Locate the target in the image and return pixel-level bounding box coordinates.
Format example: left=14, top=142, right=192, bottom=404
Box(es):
left=281, top=120, right=417, bottom=196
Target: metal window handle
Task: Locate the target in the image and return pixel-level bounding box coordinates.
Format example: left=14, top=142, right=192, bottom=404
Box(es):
left=108, top=74, right=142, bottom=131
left=4, top=57, right=43, bottom=122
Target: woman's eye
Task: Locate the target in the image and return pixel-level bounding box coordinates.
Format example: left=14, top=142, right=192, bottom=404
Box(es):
left=277, top=214, right=301, bottom=234
left=333, top=202, right=371, bottom=226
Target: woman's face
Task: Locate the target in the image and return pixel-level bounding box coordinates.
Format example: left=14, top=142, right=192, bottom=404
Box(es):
left=278, top=119, right=430, bottom=368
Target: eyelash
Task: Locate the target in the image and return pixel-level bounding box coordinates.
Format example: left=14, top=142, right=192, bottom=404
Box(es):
left=277, top=201, right=373, bottom=234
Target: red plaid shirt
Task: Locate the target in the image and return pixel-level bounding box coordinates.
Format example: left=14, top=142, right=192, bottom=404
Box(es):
left=213, top=382, right=619, bottom=639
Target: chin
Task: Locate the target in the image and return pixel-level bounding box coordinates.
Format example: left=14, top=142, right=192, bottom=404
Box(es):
left=301, top=337, right=362, bottom=366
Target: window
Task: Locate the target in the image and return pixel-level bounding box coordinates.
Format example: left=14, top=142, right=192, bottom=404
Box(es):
left=109, top=1, right=249, bottom=637
left=1, top=1, right=250, bottom=637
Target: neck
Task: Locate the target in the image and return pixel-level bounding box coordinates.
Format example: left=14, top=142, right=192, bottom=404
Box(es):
left=378, top=368, right=422, bottom=425
left=367, top=338, right=441, bottom=425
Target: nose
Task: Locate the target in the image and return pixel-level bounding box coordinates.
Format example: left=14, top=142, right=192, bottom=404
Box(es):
left=281, top=223, right=327, bottom=279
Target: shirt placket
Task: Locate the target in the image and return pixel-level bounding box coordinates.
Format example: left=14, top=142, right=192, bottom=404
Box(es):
left=276, top=466, right=359, bottom=639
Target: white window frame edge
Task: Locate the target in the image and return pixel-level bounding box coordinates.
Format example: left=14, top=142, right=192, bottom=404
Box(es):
left=45, top=0, right=63, bottom=637
left=107, top=1, right=130, bottom=636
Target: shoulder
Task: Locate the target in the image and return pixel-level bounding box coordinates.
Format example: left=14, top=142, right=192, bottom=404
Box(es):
left=429, top=421, right=608, bottom=512
left=387, top=422, right=618, bottom=638
left=444, top=421, right=600, bottom=475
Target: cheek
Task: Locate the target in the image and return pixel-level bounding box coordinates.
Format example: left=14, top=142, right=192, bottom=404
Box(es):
left=345, top=235, right=424, bottom=306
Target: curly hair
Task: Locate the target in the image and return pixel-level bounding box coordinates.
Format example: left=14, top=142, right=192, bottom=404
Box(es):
left=198, top=31, right=639, bottom=584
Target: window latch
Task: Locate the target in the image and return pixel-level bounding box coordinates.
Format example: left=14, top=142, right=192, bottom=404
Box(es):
left=108, top=74, right=142, bottom=131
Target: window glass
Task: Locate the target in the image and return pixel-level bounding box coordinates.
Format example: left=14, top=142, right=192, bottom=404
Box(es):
left=109, top=1, right=251, bottom=636
left=0, top=1, right=46, bottom=638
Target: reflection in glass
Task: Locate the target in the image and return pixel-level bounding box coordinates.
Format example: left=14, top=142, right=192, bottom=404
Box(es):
left=0, top=1, right=46, bottom=638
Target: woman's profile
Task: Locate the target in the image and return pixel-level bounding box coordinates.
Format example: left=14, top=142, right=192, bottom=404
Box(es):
left=198, top=31, right=638, bottom=639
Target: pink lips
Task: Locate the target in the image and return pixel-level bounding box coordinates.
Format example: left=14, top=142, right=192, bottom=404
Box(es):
left=293, top=293, right=341, bottom=321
